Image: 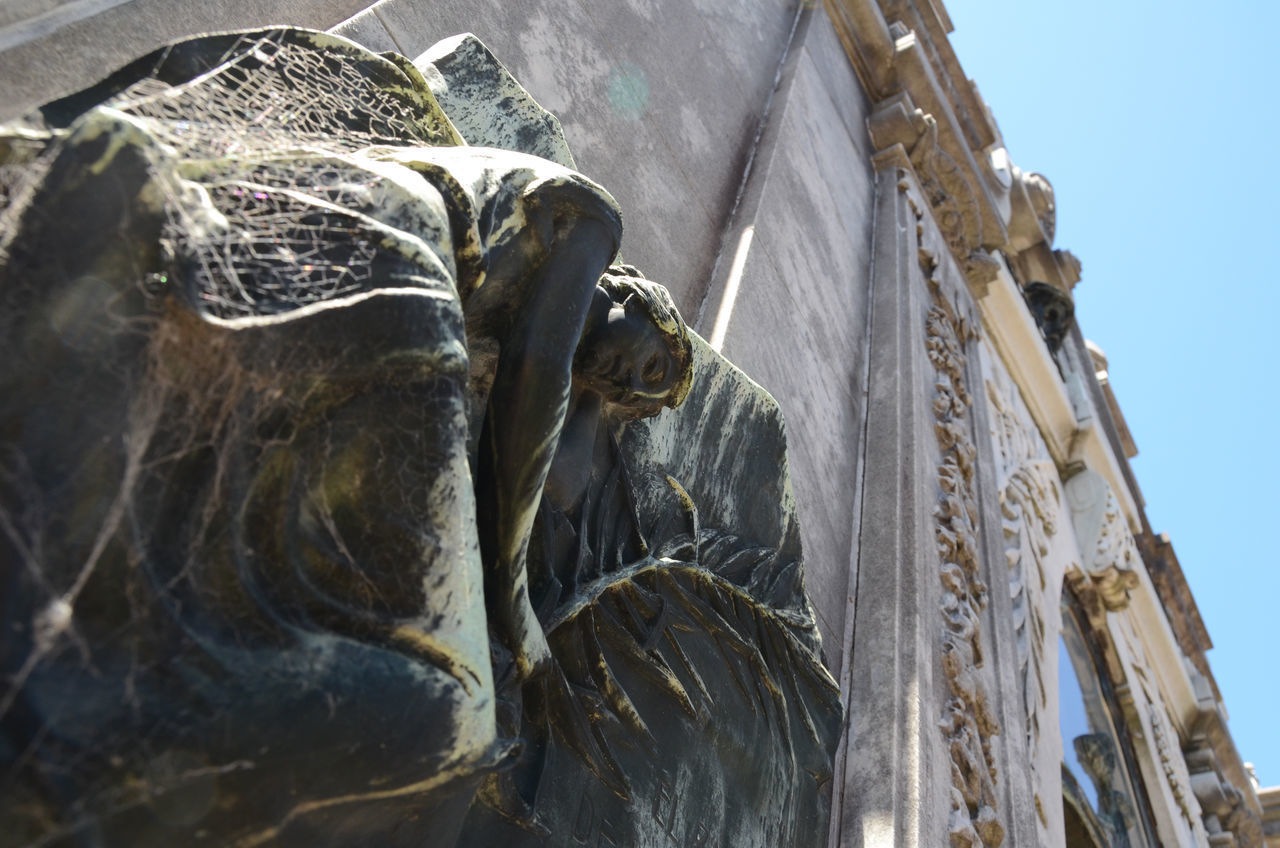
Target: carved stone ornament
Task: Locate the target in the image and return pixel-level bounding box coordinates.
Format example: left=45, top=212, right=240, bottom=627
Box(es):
left=1187, top=743, right=1267, bottom=847
left=1022, top=172, right=1055, bottom=245
left=868, top=96, right=1000, bottom=291
left=909, top=116, right=1002, bottom=290
left=919, top=243, right=1004, bottom=848
left=1114, top=616, right=1203, bottom=837
left=0, top=29, right=840, bottom=847
left=1005, top=169, right=1055, bottom=253
left=984, top=361, right=1060, bottom=834
left=1065, top=470, right=1141, bottom=611
left=1150, top=701, right=1196, bottom=824
left=1055, top=250, right=1083, bottom=287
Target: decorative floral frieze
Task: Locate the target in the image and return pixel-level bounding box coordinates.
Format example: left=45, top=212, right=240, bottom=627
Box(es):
left=1000, top=463, right=1057, bottom=803
left=923, top=252, right=1004, bottom=848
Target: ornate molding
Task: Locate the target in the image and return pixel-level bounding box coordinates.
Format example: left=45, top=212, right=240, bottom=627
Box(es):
left=1065, top=469, right=1140, bottom=612
left=1186, top=711, right=1267, bottom=848
left=1005, top=168, right=1055, bottom=255
left=1224, top=789, right=1266, bottom=847
left=869, top=95, right=1001, bottom=294
left=985, top=365, right=1047, bottom=486
left=1084, top=340, right=1139, bottom=461
left=923, top=248, right=1004, bottom=848
left=835, top=0, right=1085, bottom=310
left=984, top=356, right=1061, bottom=841
left=1004, top=163, right=1080, bottom=297
left=1150, top=701, right=1195, bottom=823
left=908, top=113, right=1001, bottom=289
left=1188, top=742, right=1266, bottom=848
left=1107, top=601, right=1220, bottom=848
left=1000, top=464, right=1057, bottom=831
left=1116, top=620, right=1200, bottom=832
left=1146, top=533, right=1265, bottom=846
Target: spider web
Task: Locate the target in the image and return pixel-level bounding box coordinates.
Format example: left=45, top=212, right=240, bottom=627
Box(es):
left=32, top=28, right=462, bottom=320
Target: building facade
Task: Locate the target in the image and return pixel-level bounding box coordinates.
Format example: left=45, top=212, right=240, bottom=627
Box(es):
left=1, top=0, right=1275, bottom=846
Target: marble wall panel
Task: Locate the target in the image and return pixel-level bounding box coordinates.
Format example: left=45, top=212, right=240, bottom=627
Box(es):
left=328, top=5, right=398, bottom=53
left=368, top=0, right=798, bottom=318
left=0, top=0, right=374, bottom=119
left=1, top=0, right=796, bottom=316
left=712, top=8, right=875, bottom=677
left=799, top=2, right=871, bottom=147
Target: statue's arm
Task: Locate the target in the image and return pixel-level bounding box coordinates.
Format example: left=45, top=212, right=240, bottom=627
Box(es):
left=475, top=211, right=617, bottom=682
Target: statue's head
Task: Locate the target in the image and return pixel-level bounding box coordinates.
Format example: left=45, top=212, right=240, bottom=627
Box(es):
left=576, top=265, right=694, bottom=419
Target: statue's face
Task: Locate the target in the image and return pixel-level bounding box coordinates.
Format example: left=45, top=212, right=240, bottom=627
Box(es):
left=577, top=297, right=680, bottom=419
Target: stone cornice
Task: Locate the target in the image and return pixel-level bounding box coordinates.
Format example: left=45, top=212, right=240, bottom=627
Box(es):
left=879, top=0, right=995, bottom=153
left=1259, top=786, right=1280, bottom=848
left=829, top=0, right=1085, bottom=306
left=1086, top=341, right=1139, bottom=460
left=1140, top=533, right=1212, bottom=667
left=1187, top=706, right=1268, bottom=848
left=833, top=0, right=1009, bottom=296
left=1140, top=534, right=1267, bottom=847
left=1126, top=563, right=1202, bottom=735
left=824, top=0, right=895, bottom=94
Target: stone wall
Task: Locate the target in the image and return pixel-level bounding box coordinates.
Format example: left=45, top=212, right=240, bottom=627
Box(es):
left=0, top=0, right=372, bottom=120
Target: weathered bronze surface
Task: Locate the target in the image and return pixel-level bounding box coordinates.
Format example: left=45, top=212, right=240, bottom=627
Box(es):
left=1022, top=280, right=1075, bottom=354
left=0, top=29, right=840, bottom=847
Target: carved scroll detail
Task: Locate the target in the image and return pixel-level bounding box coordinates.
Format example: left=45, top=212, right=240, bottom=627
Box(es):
left=1090, top=494, right=1141, bottom=610
left=1002, top=469, right=1056, bottom=761
left=1221, top=784, right=1265, bottom=847
left=1066, top=471, right=1140, bottom=612
left=908, top=113, right=1001, bottom=288
left=925, top=263, right=1004, bottom=848
left=985, top=369, right=1059, bottom=829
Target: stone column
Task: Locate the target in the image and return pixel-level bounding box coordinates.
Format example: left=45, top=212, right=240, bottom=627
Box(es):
left=833, top=143, right=1040, bottom=848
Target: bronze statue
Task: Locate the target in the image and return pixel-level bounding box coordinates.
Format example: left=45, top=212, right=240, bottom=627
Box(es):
left=0, top=26, right=640, bottom=845
left=0, top=27, right=839, bottom=848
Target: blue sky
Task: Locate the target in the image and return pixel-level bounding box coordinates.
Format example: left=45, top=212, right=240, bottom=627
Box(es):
left=945, top=0, right=1280, bottom=787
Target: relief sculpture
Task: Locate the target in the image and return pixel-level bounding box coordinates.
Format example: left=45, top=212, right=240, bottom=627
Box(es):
left=0, top=27, right=840, bottom=848
left=921, top=256, right=1003, bottom=848
left=983, top=346, right=1061, bottom=834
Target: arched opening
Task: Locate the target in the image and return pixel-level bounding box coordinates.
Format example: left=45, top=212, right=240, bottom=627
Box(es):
left=1058, top=584, right=1160, bottom=848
